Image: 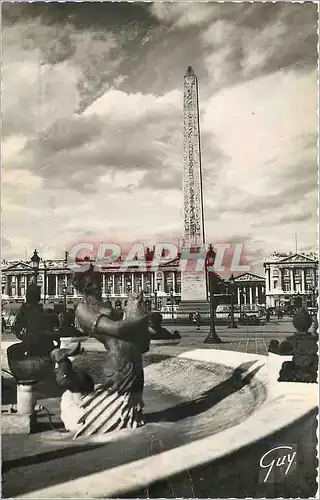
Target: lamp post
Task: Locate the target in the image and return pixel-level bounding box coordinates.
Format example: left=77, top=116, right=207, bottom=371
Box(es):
left=239, top=288, right=243, bottom=317
left=203, top=248, right=222, bottom=344
left=170, top=288, right=174, bottom=319
left=62, top=285, right=67, bottom=314
left=106, top=287, right=112, bottom=307
left=154, top=289, right=158, bottom=311
left=43, top=260, right=48, bottom=304
left=310, top=285, right=317, bottom=308
left=144, top=285, right=151, bottom=312
left=228, top=274, right=238, bottom=329
left=31, top=249, right=40, bottom=285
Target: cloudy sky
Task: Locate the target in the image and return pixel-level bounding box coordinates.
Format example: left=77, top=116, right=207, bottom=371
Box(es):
left=2, top=2, right=318, bottom=273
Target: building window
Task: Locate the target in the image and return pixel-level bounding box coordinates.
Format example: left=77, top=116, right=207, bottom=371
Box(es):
left=305, top=282, right=315, bottom=292
left=124, top=275, right=132, bottom=294
left=283, top=269, right=289, bottom=277
left=272, top=269, right=279, bottom=277
left=104, top=275, right=113, bottom=295
left=305, top=268, right=313, bottom=277
left=284, top=283, right=291, bottom=292
left=114, top=274, right=122, bottom=295
left=176, top=273, right=181, bottom=294
left=164, top=272, right=174, bottom=294
left=295, top=268, right=301, bottom=276
left=273, top=280, right=278, bottom=289
left=133, top=273, right=143, bottom=293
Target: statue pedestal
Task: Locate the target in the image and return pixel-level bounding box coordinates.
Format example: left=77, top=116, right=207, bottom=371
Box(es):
left=17, top=381, right=37, bottom=415
left=2, top=413, right=36, bottom=434
left=177, top=300, right=210, bottom=318
left=268, top=353, right=293, bottom=386
left=2, top=381, right=37, bottom=435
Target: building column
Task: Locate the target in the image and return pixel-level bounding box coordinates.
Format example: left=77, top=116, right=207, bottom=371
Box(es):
left=141, top=273, right=144, bottom=292
left=121, top=274, right=125, bottom=295
left=24, top=276, right=28, bottom=296
left=237, top=287, right=240, bottom=305
left=55, top=275, right=58, bottom=297
left=265, top=268, right=270, bottom=294
left=290, top=269, right=294, bottom=293
left=102, top=274, right=106, bottom=296
left=172, top=272, right=176, bottom=295
left=249, top=286, right=253, bottom=305
left=301, top=269, right=305, bottom=292
left=112, top=275, right=115, bottom=296
left=131, top=273, right=134, bottom=292
left=243, top=287, right=247, bottom=305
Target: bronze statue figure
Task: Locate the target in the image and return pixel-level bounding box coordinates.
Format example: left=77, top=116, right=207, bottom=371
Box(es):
left=7, top=283, right=58, bottom=382
left=61, top=270, right=151, bottom=438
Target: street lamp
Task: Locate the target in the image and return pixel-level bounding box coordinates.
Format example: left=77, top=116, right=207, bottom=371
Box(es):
left=310, top=285, right=317, bottom=308
left=43, top=260, right=48, bottom=304
left=106, top=287, right=112, bottom=307
left=154, top=289, right=158, bottom=311
left=31, top=249, right=40, bottom=284
left=203, top=246, right=222, bottom=344
left=62, top=285, right=67, bottom=314
left=170, top=288, right=174, bottom=319
left=239, top=288, right=243, bottom=317
left=228, top=274, right=238, bottom=329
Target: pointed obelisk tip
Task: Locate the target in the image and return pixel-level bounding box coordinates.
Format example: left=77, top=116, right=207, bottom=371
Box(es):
left=186, top=66, right=195, bottom=76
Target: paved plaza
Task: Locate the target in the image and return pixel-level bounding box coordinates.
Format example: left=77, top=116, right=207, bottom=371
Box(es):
left=1, top=318, right=294, bottom=357
left=73, top=317, right=294, bottom=357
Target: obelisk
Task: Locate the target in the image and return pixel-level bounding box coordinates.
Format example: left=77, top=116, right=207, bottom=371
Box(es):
left=179, top=66, right=209, bottom=313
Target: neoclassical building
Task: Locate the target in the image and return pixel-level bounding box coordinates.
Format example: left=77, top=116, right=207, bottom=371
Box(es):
left=233, top=273, right=266, bottom=306
left=1, top=255, right=182, bottom=309
left=1, top=252, right=267, bottom=311
left=263, top=252, right=318, bottom=308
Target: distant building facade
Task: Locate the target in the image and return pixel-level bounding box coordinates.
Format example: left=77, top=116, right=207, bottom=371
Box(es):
left=1, top=256, right=182, bottom=310
left=2, top=251, right=270, bottom=311
left=263, top=252, right=318, bottom=308
left=233, top=273, right=266, bottom=306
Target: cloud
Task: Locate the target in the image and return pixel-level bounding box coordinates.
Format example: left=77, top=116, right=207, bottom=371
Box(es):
left=1, top=2, right=318, bottom=268
left=150, top=3, right=220, bottom=28
left=11, top=88, right=182, bottom=193
left=201, top=3, right=317, bottom=88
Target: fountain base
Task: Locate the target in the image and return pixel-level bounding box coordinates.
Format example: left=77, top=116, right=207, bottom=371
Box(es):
left=2, top=412, right=36, bottom=435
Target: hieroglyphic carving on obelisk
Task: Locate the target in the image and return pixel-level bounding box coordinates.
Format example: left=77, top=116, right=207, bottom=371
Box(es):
left=183, top=66, right=206, bottom=247
left=181, top=66, right=208, bottom=304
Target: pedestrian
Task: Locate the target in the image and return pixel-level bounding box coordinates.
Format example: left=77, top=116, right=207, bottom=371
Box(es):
left=266, top=309, right=271, bottom=322
left=195, top=311, right=201, bottom=331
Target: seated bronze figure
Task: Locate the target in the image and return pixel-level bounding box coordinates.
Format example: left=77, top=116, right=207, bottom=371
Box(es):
left=7, top=283, right=58, bottom=382
left=59, top=270, right=151, bottom=438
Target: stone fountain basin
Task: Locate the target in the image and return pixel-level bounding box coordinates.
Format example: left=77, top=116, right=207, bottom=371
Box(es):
left=2, top=348, right=265, bottom=499
left=2, top=347, right=317, bottom=499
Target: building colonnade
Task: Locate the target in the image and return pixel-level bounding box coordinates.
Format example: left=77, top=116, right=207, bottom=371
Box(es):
left=2, top=270, right=182, bottom=302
